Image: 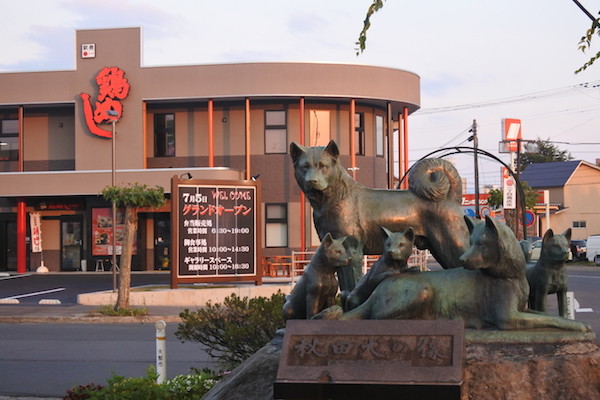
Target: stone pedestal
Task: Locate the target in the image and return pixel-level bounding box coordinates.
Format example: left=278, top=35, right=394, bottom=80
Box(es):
left=463, top=331, right=600, bottom=400
left=202, top=330, right=600, bottom=400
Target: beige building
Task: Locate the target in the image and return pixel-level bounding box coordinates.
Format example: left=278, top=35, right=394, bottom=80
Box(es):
left=521, top=160, right=600, bottom=239
left=0, top=27, right=420, bottom=273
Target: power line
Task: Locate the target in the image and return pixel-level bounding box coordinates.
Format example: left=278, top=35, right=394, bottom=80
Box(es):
left=413, top=81, right=600, bottom=115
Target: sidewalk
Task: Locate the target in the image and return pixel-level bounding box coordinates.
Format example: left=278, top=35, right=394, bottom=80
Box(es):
left=0, top=303, right=186, bottom=324
left=0, top=276, right=293, bottom=324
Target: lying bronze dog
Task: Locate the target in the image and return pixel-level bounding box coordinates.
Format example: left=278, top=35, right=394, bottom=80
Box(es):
left=527, top=228, right=572, bottom=317
left=290, top=140, right=469, bottom=270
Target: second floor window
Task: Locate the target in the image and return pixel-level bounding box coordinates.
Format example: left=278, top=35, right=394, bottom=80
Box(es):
left=0, top=116, right=18, bottom=161
left=355, top=112, right=364, bottom=155
left=154, top=113, right=175, bottom=157
left=265, top=110, right=287, bottom=154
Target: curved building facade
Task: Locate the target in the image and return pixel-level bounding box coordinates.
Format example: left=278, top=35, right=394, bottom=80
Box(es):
left=0, top=27, right=420, bottom=273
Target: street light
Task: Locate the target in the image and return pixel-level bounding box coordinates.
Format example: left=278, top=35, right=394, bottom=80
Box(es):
left=106, top=110, right=119, bottom=293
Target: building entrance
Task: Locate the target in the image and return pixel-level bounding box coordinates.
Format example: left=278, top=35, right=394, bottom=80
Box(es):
left=0, top=215, right=18, bottom=271
left=154, top=213, right=170, bottom=270
left=61, top=215, right=83, bottom=271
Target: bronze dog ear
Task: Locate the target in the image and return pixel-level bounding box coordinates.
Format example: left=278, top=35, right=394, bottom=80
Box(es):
left=322, top=232, right=334, bottom=246
left=324, top=140, right=340, bottom=158
left=484, top=215, right=500, bottom=238
left=562, top=228, right=572, bottom=242
left=464, top=215, right=476, bottom=234
left=381, top=226, right=393, bottom=241
left=542, top=228, right=554, bottom=243
left=405, top=227, right=415, bottom=243
left=289, top=142, right=306, bottom=163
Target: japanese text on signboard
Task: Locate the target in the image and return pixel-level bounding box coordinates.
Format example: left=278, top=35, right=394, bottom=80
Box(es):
left=178, top=185, right=256, bottom=277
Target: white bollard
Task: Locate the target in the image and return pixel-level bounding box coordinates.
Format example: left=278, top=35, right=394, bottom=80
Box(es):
left=566, top=291, right=575, bottom=320
left=155, top=320, right=167, bottom=383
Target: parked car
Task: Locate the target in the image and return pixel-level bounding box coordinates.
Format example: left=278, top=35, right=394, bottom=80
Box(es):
left=570, top=239, right=587, bottom=261
left=530, top=240, right=543, bottom=261
left=586, top=235, right=600, bottom=266
left=530, top=239, right=572, bottom=262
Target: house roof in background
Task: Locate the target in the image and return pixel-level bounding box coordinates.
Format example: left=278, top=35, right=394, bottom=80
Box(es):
left=520, top=160, right=599, bottom=188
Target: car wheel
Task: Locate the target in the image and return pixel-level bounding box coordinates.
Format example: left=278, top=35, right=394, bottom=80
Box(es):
left=596, top=255, right=600, bottom=266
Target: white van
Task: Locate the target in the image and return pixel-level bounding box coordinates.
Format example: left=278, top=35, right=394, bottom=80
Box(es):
left=586, top=235, right=600, bottom=266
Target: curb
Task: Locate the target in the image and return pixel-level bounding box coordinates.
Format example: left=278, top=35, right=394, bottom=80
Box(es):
left=0, top=315, right=182, bottom=324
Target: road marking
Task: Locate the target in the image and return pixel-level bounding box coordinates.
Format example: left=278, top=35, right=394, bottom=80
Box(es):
left=1, top=288, right=65, bottom=300
left=0, top=273, right=33, bottom=281
left=569, top=274, right=600, bottom=279
left=0, top=298, right=19, bottom=304
left=39, top=299, right=62, bottom=305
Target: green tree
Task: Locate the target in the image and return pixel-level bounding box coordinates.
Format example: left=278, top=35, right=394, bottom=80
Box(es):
left=518, top=138, right=573, bottom=172
left=102, top=183, right=166, bottom=310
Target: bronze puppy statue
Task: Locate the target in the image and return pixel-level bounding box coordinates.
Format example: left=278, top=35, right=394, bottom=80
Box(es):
left=526, top=228, right=572, bottom=317
left=282, top=233, right=351, bottom=320
left=290, top=140, right=469, bottom=271
left=344, top=227, right=416, bottom=311
left=316, top=216, right=590, bottom=332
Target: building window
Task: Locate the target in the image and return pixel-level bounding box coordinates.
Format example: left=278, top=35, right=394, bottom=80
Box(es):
left=0, top=115, right=18, bottom=161
left=375, top=115, right=384, bottom=157
left=154, top=113, right=175, bottom=157
left=355, top=113, right=364, bottom=155
left=573, top=221, right=587, bottom=228
left=265, top=110, right=287, bottom=154
left=309, top=110, right=330, bottom=146
left=265, top=203, right=288, bottom=247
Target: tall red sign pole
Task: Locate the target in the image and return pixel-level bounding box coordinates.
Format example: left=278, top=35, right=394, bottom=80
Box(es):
left=17, top=200, right=26, bottom=273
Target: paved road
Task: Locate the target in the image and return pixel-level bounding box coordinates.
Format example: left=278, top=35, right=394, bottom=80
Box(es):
left=0, top=272, right=170, bottom=305
left=0, top=323, right=216, bottom=398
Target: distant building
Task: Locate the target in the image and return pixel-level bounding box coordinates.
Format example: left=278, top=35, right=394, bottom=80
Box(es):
left=0, top=27, right=420, bottom=273
left=520, top=160, right=600, bottom=239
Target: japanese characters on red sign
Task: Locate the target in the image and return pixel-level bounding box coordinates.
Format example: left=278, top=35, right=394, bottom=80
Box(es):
left=80, top=66, right=130, bottom=139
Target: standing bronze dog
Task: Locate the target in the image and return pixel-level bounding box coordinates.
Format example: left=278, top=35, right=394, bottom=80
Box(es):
left=290, top=140, right=470, bottom=270
left=526, top=228, right=572, bottom=317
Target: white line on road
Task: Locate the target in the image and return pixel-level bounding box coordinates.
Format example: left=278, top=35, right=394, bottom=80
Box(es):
left=569, top=275, right=600, bottom=279
left=2, top=288, right=65, bottom=300
left=0, top=273, right=33, bottom=281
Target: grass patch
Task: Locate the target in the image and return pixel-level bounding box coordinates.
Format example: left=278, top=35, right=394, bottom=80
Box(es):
left=95, top=305, right=149, bottom=316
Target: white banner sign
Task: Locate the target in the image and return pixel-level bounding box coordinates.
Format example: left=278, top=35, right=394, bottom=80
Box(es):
left=503, top=176, right=516, bottom=210
left=30, top=212, right=43, bottom=253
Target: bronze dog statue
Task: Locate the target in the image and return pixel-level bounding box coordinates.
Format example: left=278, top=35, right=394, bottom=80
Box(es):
left=526, top=228, right=572, bottom=317
left=316, top=216, right=590, bottom=332
left=282, top=233, right=351, bottom=320
left=344, top=227, right=416, bottom=311
left=290, top=140, right=469, bottom=271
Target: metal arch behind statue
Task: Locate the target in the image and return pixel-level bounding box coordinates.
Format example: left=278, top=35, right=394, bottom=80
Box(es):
left=399, top=146, right=530, bottom=240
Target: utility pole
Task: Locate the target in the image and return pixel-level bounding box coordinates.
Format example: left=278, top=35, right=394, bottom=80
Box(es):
left=469, top=120, right=480, bottom=218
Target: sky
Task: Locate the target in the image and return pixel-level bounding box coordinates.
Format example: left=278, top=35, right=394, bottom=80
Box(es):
left=1, top=0, right=599, bottom=191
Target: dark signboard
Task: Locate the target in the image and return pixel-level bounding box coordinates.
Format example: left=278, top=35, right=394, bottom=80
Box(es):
left=171, top=176, right=262, bottom=288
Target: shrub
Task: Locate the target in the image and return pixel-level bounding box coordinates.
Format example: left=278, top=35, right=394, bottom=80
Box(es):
left=63, top=367, right=219, bottom=400
left=176, top=291, right=286, bottom=369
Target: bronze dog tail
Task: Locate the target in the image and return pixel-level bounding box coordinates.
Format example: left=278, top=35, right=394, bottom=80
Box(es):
left=408, top=158, right=462, bottom=203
